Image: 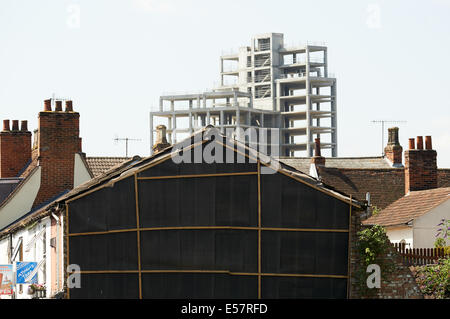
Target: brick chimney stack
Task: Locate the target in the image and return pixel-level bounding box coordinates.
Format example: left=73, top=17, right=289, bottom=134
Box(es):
left=33, top=99, right=82, bottom=207
left=404, top=135, right=437, bottom=194
left=384, top=127, right=403, bottom=166
left=311, top=138, right=325, bottom=166
left=152, top=125, right=171, bottom=154
left=0, top=119, right=32, bottom=178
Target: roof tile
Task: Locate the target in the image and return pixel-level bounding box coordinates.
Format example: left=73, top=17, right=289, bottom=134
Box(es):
left=363, top=187, right=450, bottom=226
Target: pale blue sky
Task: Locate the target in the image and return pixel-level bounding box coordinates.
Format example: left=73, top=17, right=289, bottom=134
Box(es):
left=0, top=0, right=449, bottom=167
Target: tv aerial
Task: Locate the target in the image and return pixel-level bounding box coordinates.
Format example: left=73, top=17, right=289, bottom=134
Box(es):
left=371, top=120, right=407, bottom=155
left=113, top=134, right=141, bottom=157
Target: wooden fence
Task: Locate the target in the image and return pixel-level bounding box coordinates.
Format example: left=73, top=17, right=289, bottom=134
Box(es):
left=393, top=243, right=448, bottom=266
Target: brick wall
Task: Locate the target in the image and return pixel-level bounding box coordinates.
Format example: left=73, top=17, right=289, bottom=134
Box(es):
left=318, top=168, right=405, bottom=209
left=0, top=120, right=31, bottom=178
left=438, top=169, right=450, bottom=188
left=32, top=103, right=82, bottom=208
left=349, top=211, right=423, bottom=299
left=405, top=149, right=437, bottom=193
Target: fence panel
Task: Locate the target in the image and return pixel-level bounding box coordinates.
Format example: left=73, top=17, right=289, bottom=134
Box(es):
left=393, top=243, right=447, bottom=266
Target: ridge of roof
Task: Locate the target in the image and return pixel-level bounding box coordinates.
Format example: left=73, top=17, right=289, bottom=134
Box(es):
left=86, top=156, right=133, bottom=177
left=0, top=126, right=365, bottom=238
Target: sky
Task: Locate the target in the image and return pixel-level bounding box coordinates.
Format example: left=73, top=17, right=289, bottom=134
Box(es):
left=0, top=0, right=449, bottom=167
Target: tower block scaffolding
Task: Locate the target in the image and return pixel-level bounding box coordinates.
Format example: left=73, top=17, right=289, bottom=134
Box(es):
left=151, top=33, right=337, bottom=157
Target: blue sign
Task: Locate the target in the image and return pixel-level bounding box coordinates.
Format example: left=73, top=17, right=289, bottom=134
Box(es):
left=16, top=262, right=37, bottom=284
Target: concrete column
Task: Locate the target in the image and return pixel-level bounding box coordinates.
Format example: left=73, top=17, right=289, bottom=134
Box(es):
left=149, top=113, right=154, bottom=155
left=276, top=81, right=281, bottom=111
left=159, top=98, right=163, bottom=112
left=331, top=80, right=337, bottom=157
left=170, top=100, right=174, bottom=112
left=324, top=48, right=328, bottom=78
left=171, top=114, right=177, bottom=144
left=201, top=115, right=206, bottom=126
left=220, top=58, right=224, bottom=86
left=306, top=46, right=313, bottom=157
left=220, top=110, right=225, bottom=134
left=188, top=112, right=193, bottom=134
left=316, top=87, right=320, bottom=127
left=168, top=115, right=172, bottom=143
left=233, top=91, right=238, bottom=107
left=206, top=111, right=211, bottom=126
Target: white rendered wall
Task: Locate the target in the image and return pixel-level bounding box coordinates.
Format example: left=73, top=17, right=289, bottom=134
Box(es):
left=414, top=198, right=450, bottom=248
left=0, top=167, right=41, bottom=230
left=74, top=153, right=92, bottom=187
left=386, top=226, right=413, bottom=248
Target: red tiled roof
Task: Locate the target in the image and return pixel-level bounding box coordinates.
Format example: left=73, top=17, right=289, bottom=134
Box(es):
left=86, top=157, right=131, bottom=177
left=363, top=187, right=450, bottom=226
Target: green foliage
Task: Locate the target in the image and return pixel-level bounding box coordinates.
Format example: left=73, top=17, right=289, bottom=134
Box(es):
left=356, top=225, right=396, bottom=296
left=371, top=206, right=380, bottom=216
left=435, top=219, right=450, bottom=247
left=435, top=238, right=446, bottom=248
left=411, top=258, right=450, bottom=299
left=358, top=225, right=390, bottom=265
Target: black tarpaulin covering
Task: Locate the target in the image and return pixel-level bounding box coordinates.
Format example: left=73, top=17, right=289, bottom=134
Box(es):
left=261, top=172, right=349, bottom=229
left=138, top=140, right=258, bottom=178
left=69, top=232, right=138, bottom=271
left=68, top=176, right=136, bottom=234
left=142, top=273, right=258, bottom=299
left=67, top=140, right=352, bottom=299
left=262, top=276, right=347, bottom=299
left=261, top=231, right=348, bottom=276
left=138, top=175, right=258, bottom=228
left=69, top=273, right=139, bottom=299
left=140, top=230, right=257, bottom=272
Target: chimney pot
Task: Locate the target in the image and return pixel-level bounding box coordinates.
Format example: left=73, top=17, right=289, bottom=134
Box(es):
left=3, top=120, right=10, bottom=131
left=20, top=120, right=28, bottom=132
left=387, top=127, right=400, bottom=145
left=55, top=100, right=63, bottom=112
left=65, top=100, right=73, bottom=112
left=408, top=138, right=415, bottom=150
left=12, top=120, right=19, bottom=131
left=405, top=135, right=437, bottom=193
left=44, top=99, right=52, bottom=111
left=314, top=138, right=321, bottom=157
left=416, top=136, right=423, bottom=150
left=425, top=136, right=432, bottom=150
left=384, top=127, right=403, bottom=165
left=311, top=137, right=325, bottom=166
left=153, top=125, right=170, bottom=153
left=0, top=120, right=31, bottom=178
